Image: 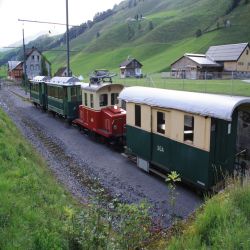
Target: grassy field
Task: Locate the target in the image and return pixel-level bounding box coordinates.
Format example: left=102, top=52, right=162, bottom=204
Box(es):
left=0, top=66, right=7, bottom=78
left=114, top=74, right=250, bottom=96
left=166, top=180, right=250, bottom=249
left=0, top=108, right=80, bottom=249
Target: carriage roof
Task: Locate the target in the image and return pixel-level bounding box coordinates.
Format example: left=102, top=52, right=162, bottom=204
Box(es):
left=81, top=83, right=124, bottom=93
left=31, top=76, right=50, bottom=83
left=119, top=86, right=250, bottom=121
left=45, top=76, right=82, bottom=86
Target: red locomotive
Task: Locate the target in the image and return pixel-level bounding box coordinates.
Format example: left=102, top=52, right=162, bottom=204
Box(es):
left=73, top=72, right=126, bottom=142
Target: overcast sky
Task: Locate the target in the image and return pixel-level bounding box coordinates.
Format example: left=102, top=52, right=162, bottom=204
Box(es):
left=0, top=0, right=124, bottom=48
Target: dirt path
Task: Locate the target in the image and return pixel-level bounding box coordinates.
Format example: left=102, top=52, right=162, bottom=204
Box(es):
left=0, top=83, right=202, bottom=227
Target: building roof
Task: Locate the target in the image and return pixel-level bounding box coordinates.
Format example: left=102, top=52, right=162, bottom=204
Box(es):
left=119, top=87, right=250, bottom=121
left=31, top=76, right=51, bottom=83
left=46, top=76, right=81, bottom=86
left=8, top=61, right=23, bottom=71
left=186, top=54, right=221, bottom=67
left=120, top=58, right=143, bottom=68
left=206, top=42, right=249, bottom=62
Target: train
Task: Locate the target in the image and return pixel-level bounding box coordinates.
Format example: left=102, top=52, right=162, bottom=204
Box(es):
left=30, top=75, right=250, bottom=191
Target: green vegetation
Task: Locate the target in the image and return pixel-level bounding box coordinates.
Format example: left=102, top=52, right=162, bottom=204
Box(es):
left=0, top=108, right=152, bottom=249
left=167, top=180, right=250, bottom=250
left=0, top=65, right=7, bottom=78
left=113, top=74, right=250, bottom=96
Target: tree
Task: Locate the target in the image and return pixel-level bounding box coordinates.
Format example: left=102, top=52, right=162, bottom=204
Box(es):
left=148, top=21, right=154, bottom=31
left=195, top=29, right=202, bottom=37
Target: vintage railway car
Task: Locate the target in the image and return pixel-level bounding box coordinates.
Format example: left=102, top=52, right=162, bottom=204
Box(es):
left=73, top=82, right=126, bottom=141
left=119, top=87, right=250, bottom=190
left=45, top=77, right=82, bottom=121
left=30, top=76, right=50, bottom=110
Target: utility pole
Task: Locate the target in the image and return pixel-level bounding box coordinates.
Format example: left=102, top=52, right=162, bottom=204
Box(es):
left=66, top=0, right=71, bottom=77
left=22, top=28, right=28, bottom=94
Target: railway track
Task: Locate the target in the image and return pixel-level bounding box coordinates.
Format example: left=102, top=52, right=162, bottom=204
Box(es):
left=20, top=116, right=113, bottom=202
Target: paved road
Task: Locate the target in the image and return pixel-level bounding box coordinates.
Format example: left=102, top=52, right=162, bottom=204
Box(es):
left=0, top=84, right=202, bottom=227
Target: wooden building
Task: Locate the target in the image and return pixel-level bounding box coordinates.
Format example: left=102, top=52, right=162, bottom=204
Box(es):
left=119, top=58, right=143, bottom=78
left=7, top=61, right=23, bottom=81
left=54, top=67, right=72, bottom=77
left=171, top=54, right=222, bottom=79
left=206, top=42, right=250, bottom=73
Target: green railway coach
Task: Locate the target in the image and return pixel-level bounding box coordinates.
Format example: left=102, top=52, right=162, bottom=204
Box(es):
left=119, top=87, right=250, bottom=190
left=30, top=76, right=50, bottom=110
left=45, top=77, right=82, bottom=122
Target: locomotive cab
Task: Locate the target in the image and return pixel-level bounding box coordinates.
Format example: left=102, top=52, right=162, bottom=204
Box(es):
left=73, top=81, right=126, bottom=140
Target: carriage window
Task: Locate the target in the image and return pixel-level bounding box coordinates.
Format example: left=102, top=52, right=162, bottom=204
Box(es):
left=90, top=94, right=94, bottom=108
left=54, top=88, right=59, bottom=98
left=184, top=115, right=194, bottom=143
left=135, top=104, right=141, bottom=127
left=58, top=88, right=63, bottom=99
left=84, top=93, right=88, bottom=106
left=111, top=93, right=119, bottom=105
left=71, top=87, right=76, bottom=97
left=99, top=94, right=108, bottom=106
left=157, top=111, right=165, bottom=134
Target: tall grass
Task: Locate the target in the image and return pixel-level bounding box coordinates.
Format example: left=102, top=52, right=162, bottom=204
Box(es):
left=167, top=179, right=250, bottom=250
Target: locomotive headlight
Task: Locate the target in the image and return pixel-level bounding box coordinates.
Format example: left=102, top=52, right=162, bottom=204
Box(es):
left=113, top=125, right=117, bottom=130
left=114, top=105, right=118, bottom=110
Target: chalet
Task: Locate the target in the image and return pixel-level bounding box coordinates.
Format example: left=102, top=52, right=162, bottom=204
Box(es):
left=171, top=43, right=250, bottom=79
left=7, top=61, right=24, bottom=81
left=206, top=42, right=250, bottom=73
left=171, top=54, right=222, bottom=79
left=119, top=58, right=143, bottom=78
left=25, top=47, right=51, bottom=79
left=54, top=67, right=72, bottom=77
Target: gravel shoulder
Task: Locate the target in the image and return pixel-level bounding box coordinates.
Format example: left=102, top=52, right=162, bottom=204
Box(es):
left=0, top=83, right=202, bottom=226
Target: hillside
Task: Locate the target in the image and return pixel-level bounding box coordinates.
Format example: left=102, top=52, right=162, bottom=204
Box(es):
left=1, top=0, right=250, bottom=76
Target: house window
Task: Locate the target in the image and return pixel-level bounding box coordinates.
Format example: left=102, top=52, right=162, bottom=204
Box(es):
left=30, top=65, right=34, bottom=70
left=90, top=94, right=94, bottom=108
left=246, top=50, right=249, bottom=55
left=135, top=104, right=141, bottom=127
left=99, top=94, right=108, bottom=106
left=37, top=55, right=40, bottom=60
left=157, top=111, right=165, bottom=134
left=238, top=62, right=244, bottom=66
left=184, top=115, right=194, bottom=143
left=84, top=93, right=88, bottom=106
left=32, top=55, right=35, bottom=60
left=111, top=93, right=119, bottom=105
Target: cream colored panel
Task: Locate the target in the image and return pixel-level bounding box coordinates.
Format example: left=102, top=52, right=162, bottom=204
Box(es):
left=170, top=110, right=184, bottom=141
left=194, top=116, right=211, bottom=151
left=141, top=105, right=151, bottom=132
left=126, top=103, right=135, bottom=126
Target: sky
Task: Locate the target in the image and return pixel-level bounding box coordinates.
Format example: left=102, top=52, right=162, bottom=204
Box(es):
left=0, top=0, right=124, bottom=48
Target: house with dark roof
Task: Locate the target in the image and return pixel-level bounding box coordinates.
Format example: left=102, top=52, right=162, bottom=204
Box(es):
left=25, top=47, right=51, bottom=79
left=119, top=58, right=143, bottom=78
left=171, top=53, right=223, bottom=79
left=7, top=61, right=24, bottom=80
left=206, top=42, right=250, bottom=72
left=54, top=66, right=72, bottom=77
left=171, top=43, right=250, bottom=79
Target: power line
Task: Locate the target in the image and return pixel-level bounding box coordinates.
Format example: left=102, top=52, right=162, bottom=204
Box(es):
left=18, top=18, right=80, bottom=27
left=3, top=47, right=80, bottom=53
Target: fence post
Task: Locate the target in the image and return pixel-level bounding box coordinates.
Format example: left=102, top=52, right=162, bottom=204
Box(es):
left=231, top=71, right=234, bottom=96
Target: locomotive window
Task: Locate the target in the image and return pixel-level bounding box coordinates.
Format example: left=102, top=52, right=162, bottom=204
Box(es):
left=84, top=93, right=88, bottom=106
left=111, top=93, right=119, bottom=105
left=90, top=94, right=94, bottom=108
left=157, top=111, right=165, bottom=134
left=99, top=94, right=108, bottom=107
left=184, top=115, right=194, bottom=143
left=135, top=104, right=141, bottom=127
